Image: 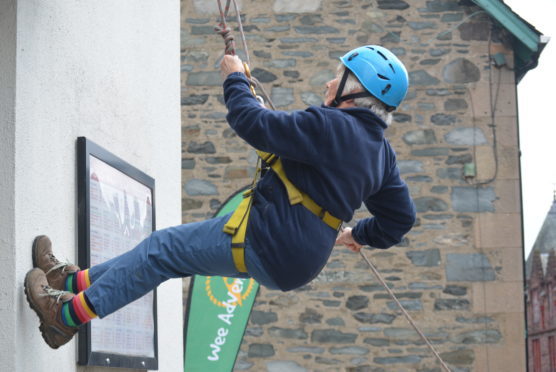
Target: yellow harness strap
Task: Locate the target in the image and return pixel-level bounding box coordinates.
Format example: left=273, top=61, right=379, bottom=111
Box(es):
left=256, top=150, right=342, bottom=231
left=222, top=188, right=253, bottom=273
left=223, top=151, right=342, bottom=273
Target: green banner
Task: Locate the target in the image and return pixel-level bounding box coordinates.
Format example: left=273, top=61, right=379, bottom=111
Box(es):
left=184, top=187, right=260, bottom=372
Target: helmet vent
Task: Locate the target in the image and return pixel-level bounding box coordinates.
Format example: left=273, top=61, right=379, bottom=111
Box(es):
left=381, top=84, right=392, bottom=96
left=377, top=74, right=390, bottom=80
left=389, top=63, right=395, bottom=73
left=377, top=51, right=388, bottom=61
left=347, top=52, right=359, bottom=61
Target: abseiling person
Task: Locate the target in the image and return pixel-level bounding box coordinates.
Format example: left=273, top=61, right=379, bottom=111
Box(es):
left=24, top=45, right=416, bottom=349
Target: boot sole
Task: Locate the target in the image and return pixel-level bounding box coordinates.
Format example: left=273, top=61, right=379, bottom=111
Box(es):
left=24, top=269, right=59, bottom=349
left=31, top=235, right=48, bottom=268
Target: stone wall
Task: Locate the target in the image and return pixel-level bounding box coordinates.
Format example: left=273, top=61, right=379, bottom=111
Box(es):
left=180, top=0, right=525, bottom=370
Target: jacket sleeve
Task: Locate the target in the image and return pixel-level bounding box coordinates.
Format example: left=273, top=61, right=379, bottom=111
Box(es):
left=223, top=72, right=329, bottom=165
left=351, top=165, right=416, bottom=248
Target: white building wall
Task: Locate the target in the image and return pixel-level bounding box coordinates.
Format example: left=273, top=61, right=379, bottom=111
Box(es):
left=1, top=1, right=182, bottom=371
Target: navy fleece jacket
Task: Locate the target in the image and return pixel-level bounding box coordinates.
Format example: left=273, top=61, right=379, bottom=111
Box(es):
left=223, top=72, right=416, bottom=291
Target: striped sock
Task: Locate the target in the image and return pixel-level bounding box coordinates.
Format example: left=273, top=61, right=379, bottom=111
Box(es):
left=61, top=292, right=97, bottom=327
left=65, top=269, right=91, bottom=293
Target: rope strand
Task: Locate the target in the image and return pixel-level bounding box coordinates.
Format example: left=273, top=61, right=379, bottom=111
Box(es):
left=359, top=251, right=451, bottom=372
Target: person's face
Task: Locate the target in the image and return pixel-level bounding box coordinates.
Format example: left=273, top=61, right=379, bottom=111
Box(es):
left=323, top=78, right=339, bottom=106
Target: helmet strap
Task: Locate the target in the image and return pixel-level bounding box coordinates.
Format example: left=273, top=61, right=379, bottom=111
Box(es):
left=330, top=68, right=395, bottom=112
left=330, top=68, right=351, bottom=107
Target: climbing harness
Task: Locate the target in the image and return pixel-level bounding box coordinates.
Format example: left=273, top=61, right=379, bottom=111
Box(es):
left=211, top=2, right=450, bottom=370
left=214, top=0, right=341, bottom=273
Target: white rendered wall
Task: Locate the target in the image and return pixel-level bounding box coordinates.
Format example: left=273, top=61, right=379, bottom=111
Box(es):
left=1, top=1, right=182, bottom=371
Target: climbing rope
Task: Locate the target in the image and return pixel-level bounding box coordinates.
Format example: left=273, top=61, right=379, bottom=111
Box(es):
left=212, top=2, right=450, bottom=370
left=214, top=0, right=275, bottom=109
left=360, top=251, right=451, bottom=372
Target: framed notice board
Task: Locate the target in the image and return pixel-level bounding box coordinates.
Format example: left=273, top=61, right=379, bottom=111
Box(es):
left=77, top=137, right=158, bottom=369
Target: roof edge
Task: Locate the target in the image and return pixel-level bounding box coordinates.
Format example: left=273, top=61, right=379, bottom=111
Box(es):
left=472, top=0, right=548, bottom=82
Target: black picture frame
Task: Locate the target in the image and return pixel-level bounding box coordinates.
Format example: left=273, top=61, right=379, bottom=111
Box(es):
left=77, top=137, right=158, bottom=369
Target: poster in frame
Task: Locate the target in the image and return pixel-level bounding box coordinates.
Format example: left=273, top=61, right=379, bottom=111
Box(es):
left=77, top=137, right=158, bottom=369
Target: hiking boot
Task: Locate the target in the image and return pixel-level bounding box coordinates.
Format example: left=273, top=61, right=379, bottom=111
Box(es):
left=32, top=235, right=80, bottom=290
left=24, top=268, right=79, bottom=349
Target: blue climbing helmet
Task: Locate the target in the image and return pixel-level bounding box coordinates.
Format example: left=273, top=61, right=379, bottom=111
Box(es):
left=331, top=45, right=409, bottom=110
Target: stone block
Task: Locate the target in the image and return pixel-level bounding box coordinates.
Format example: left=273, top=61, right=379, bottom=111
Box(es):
left=493, top=179, right=520, bottom=213
left=446, top=253, right=496, bottom=281
left=431, top=112, right=457, bottom=126
left=299, top=308, right=323, bottom=324
left=414, top=197, right=448, bottom=212
left=472, top=281, right=525, bottom=313
left=353, top=312, right=397, bottom=324
left=273, top=0, right=322, bottom=13
left=346, top=295, right=369, bottom=311
left=266, top=360, right=308, bottom=372
left=424, top=0, right=461, bottom=12
left=329, top=346, right=369, bottom=355
left=268, top=327, right=308, bottom=339
left=311, top=329, right=358, bottom=343
left=434, top=298, right=470, bottom=310
left=450, top=329, right=502, bottom=344
left=248, top=343, right=275, bottom=357
left=301, top=92, right=322, bottom=106
left=377, top=0, right=410, bottom=10
left=408, top=21, right=436, bottom=30
left=459, top=21, right=490, bottom=41
left=251, top=68, right=277, bottom=83
left=406, top=249, right=441, bottom=266
left=403, top=129, right=437, bottom=145
left=408, top=70, right=440, bottom=86
left=374, top=355, right=422, bottom=364
left=186, top=71, right=221, bottom=86
left=411, top=147, right=450, bottom=157
left=445, top=127, right=487, bottom=145
left=474, top=213, right=522, bottom=248
left=309, top=70, right=335, bottom=86
left=270, top=87, right=295, bottom=107
left=444, top=98, right=468, bottom=111
left=439, top=349, right=474, bottom=365
left=398, top=160, right=424, bottom=174
left=294, top=26, right=339, bottom=34
left=192, top=0, right=243, bottom=14
left=387, top=299, right=423, bottom=311
left=184, top=179, right=218, bottom=196
left=265, top=59, right=296, bottom=68
left=363, top=337, right=390, bottom=346
left=443, top=58, right=480, bottom=83
left=485, top=344, right=527, bottom=372
left=181, top=94, right=209, bottom=106
left=250, top=310, right=278, bottom=325
left=451, top=186, right=495, bottom=212
left=443, top=285, right=467, bottom=296
left=393, top=113, right=411, bottom=123
left=287, top=346, right=324, bottom=354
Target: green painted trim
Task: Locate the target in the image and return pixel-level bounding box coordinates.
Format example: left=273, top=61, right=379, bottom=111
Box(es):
left=472, top=0, right=540, bottom=52
left=472, top=0, right=546, bottom=81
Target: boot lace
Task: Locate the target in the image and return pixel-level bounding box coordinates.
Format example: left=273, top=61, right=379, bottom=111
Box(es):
left=40, top=286, right=72, bottom=303
left=46, top=260, right=76, bottom=275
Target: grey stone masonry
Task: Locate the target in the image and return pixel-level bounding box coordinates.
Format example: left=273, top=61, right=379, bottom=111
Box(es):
left=180, top=0, right=525, bottom=370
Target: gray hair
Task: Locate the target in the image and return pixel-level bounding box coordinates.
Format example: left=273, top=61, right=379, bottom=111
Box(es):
left=336, top=63, right=393, bottom=126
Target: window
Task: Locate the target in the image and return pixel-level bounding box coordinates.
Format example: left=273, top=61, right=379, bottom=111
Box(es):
left=533, top=339, right=541, bottom=372
left=550, top=336, right=556, bottom=372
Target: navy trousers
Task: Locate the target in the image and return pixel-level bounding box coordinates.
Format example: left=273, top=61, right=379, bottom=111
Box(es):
left=84, top=213, right=279, bottom=318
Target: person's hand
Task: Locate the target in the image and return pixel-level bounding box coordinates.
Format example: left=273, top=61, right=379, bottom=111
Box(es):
left=336, top=227, right=363, bottom=253
left=220, top=55, right=245, bottom=80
